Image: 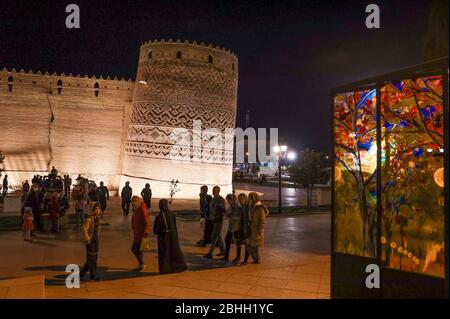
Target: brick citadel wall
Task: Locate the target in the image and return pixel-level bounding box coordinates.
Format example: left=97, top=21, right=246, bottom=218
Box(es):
left=0, top=68, right=134, bottom=190
left=0, top=39, right=238, bottom=198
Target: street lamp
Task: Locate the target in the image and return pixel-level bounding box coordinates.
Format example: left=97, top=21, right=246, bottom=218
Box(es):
left=273, top=145, right=288, bottom=214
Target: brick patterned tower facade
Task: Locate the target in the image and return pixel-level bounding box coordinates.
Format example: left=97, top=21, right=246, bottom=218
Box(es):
left=121, top=39, right=238, bottom=198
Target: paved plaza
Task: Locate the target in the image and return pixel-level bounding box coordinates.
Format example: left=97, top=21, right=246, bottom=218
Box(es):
left=0, top=197, right=330, bottom=299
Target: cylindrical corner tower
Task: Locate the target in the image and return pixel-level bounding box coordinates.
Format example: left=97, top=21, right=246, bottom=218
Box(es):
left=120, top=40, right=238, bottom=198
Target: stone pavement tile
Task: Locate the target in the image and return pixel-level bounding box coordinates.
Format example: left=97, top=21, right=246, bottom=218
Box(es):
left=260, top=269, right=293, bottom=280
left=225, top=274, right=259, bottom=285
left=84, top=278, right=136, bottom=292
left=131, top=272, right=196, bottom=286
left=195, top=271, right=233, bottom=282
left=279, top=266, right=297, bottom=272
left=6, top=283, right=44, bottom=299
left=0, top=287, right=8, bottom=298
left=206, top=291, right=256, bottom=299
left=215, top=282, right=252, bottom=295
left=254, top=277, right=289, bottom=289
left=281, top=289, right=317, bottom=299
left=288, top=272, right=322, bottom=283
left=245, top=286, right=285, bottom=298
left=170, top=287, right=214, bottom=299
left=294, top=265, right=324, bottom=275
left=238, top=270, right=267, bottom=278
left=285, top=279, right=320, bottom=293
left=0, top=275, right=43, bottom=288
left=81, top=289, right=163, bottom=299
left=162, top=277, right=218, bottom=291
left=321, top=273, right=331, bottom=285
left=45, top=286, right=88, bottom=299
left=124, top=284, right=178, bottom=298
left=318, top=283, right=330, bottom=295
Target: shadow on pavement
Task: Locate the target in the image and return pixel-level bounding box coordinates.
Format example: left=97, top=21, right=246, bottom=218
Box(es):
left=24, top=265, right=160, bottom=286
left=185, top=252, right=238, bottom=271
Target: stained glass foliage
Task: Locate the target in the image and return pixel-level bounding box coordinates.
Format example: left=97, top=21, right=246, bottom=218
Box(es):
left=380, top=76, right=445, bottom=277
left=334, top=89, right=378, bottom=257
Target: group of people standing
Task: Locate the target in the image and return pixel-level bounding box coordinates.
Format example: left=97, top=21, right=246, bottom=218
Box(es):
left=21, top=174, right=70, bottom=238
left=72, top=178, right=110, bottom=227
left=120, top=182, right=152, bottom=216
left=199, top=185, right=268, bottom=265
left=13, top=172, right=268, bottom=281
left=79, top=192, right=187, bottom=281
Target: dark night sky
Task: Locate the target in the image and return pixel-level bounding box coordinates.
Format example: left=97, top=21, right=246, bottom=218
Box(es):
left=0, top=0, right=431, bottom=153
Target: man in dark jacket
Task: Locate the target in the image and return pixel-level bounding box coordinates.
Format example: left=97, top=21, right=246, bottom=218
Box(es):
left=197, top=185, right=213, bottom=247
left=204, top=185, right=226, bottom=258
left=97, top=181, right=110, bottom=212
left=24, top=185, right=41, bottom=231
left=2, top=175, right=8, bottom=196
left=121, top=181, right=133, bottom=216
left=131, top=196, right=150, bottom=271
left=140, top=183, right=152, bottom=212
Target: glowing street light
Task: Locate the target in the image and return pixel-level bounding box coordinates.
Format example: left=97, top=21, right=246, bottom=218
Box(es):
left=273, top=145, right=289, bottom=214
left=287, top=151, right=296, bottom=161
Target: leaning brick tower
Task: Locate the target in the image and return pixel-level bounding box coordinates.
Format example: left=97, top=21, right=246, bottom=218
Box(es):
left=120, top=39, right=238, bottom=198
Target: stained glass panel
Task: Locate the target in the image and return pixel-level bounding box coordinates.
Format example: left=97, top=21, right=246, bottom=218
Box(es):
left=380, top=76, right=445, bottom=277
left=334, top=89, right=378, bottom=257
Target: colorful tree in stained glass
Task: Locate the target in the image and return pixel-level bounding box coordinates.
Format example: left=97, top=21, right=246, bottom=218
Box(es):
left=334, top=89, right=378, bottom=257
left=380, top=76, right=445, bottom=278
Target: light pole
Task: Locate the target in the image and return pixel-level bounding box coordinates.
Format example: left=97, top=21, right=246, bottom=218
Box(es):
left=273, top=145, right=287, bottom=214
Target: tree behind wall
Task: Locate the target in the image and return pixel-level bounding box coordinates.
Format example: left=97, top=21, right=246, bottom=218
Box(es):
left=289, top=149, right=329, bottom=207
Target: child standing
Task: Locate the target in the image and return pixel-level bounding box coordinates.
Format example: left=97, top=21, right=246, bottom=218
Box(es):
left=23, top=207, right=34, bottom=241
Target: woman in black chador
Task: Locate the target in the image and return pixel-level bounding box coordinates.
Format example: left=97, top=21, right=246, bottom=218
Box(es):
left=153, top=199, right=188, bottom=274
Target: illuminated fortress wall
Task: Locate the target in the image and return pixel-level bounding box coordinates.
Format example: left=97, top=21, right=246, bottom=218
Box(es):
left=0, top=40, right=238, bottom=198
left=0, top=68, right=133, bottom=189
left=121, top=40, right=238, bottom=198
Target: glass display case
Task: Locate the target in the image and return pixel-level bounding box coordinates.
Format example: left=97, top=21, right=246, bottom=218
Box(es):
left=331, top=57, right=448, bottom=298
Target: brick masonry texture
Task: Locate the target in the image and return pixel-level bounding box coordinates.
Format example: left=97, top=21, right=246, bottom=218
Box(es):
left=0, top=39, right=238, bottom=198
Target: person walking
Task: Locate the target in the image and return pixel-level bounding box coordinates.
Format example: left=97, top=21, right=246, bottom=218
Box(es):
left=247, top=192, right=268, bottom=264
left=197, top=185, right=213, bottom=247
left=121, top=181, right=133, bottom=216
left=80, top=202, right=102, bottom=281
left=153, top=199, right=187, bottom=274
left=131, top=196, right=150, bottom=271
left=140, top=183, right=152, bottom=212
left=221, top=194, right=243, bottom=261
left=203, top=186, right=226, bottom=259
left=96, top=181, right=110, bottom=212
left=238, top=193, right=251, bottom=265
left=2, top=174, right=8, bottom=196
